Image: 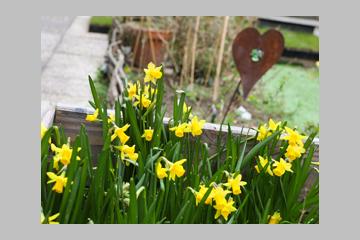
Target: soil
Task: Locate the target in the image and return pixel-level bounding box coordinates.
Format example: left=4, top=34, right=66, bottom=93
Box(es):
left=89, top=24, right=110, bottom=34
left=160, top=71, right=268, bottom=130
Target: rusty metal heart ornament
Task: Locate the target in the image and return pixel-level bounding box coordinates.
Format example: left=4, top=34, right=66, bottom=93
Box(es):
left=232, top=28, right=284, bottom=99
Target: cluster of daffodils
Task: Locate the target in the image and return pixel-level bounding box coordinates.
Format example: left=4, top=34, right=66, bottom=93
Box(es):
left=156, top=157, right=187, bottom=181
left=84, top=63, right=161, bottom=166
left=86, top=109, right=141, bottom=165
left=45, top=139, right=80, bottom=194
left=257, top=119, right=307, bottom=162
left=41, top=60, right=319, bottom=224
left=256, top=118, right=281, bottom=141
left=282, top=127, right=306, bottom=162
left=169, top=115, right=206, bottom=138
left=255, top=155, right=293, bottom=177
left=127, top=62, right=161, bottom=108
left=255, top=119, right=310, bottom=178
left=190, top=172, right=247, bottom=221
left=110, top=123, right=139, bottom=165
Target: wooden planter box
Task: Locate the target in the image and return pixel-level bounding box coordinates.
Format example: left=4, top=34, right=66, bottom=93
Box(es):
left=42, top=101, right=319, bottom=194
left=42, top=101, right=319, bottom=161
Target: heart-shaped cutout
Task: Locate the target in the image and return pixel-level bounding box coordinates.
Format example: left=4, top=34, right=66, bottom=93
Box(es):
left=232, top=28, right=284, bottom=99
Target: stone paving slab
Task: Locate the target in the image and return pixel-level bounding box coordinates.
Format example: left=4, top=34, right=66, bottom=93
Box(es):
left=41, top=32, right=61, bottom=67
left=42, top=52, right=103, bottom=80
left=41, top=16, right=108, bottom=108
left=41, top=93, right=90, bottom=107
left=41, top=78, right=92, bottom=99
left=41, top=16, right=74, bottom=33
left=57, top=34, right=108, bottom=58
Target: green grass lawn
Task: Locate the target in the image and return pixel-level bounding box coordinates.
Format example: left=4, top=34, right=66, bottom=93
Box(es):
left=258, top=26, right=319, bottom=52
left=90, top=16, right=113, bottom=27
left=248, top=64, right=319, bottom=133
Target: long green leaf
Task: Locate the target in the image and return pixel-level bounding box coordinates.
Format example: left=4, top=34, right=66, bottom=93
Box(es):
left=128, top=178, right=138, bottom=223
left=88, top=75, right=101, bottom=113
left=174, top=200, right=190, bottom=224
left=242, top=131, right=280, bottom=168
left=125, top=100, right=144, bottom=154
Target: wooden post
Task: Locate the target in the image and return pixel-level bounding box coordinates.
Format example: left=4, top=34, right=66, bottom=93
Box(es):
left=212, top=16, right=229, bottom=102
left=180, top=21, right=192, bottom=87
left=190, top=16, right=201, bottom=86
left=147, top=17, right=157, bottom=65
left=205, top=27, right=221, bottom=86
left=132, top=16, right=144, bottom=68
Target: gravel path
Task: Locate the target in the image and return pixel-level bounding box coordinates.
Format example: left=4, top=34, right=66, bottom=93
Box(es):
left=41, top=16, right=108, bottom=107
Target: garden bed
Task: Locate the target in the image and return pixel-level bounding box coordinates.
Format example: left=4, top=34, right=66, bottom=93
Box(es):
left=41, top=63, right=319, bottom=224
left=104, top=18, right=319, bottom=136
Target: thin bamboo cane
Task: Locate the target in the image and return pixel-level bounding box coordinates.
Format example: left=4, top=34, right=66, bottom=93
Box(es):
left=132, top=16, right=144, bottom=68
left=180, top=20, right=192, bottom=87
left=205, top=23, right=221, bottom=86
left=212, top=16, right=229, bottom=102
left=190, top=16, right=201, bottom=86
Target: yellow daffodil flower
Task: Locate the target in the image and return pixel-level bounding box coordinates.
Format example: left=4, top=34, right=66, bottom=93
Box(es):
left=213, top=186, right=231, bottom=207
left=111, top=124, right=130, bottom=143
left=282, top=127, right=306, bottom=146
left=156, top=161, right=168, bottom=179
left=52, top=154, right=61, bottom=170
left=115, top=144, right=138, bottom=162
left=255, top=156, right=274, bottom=176
left=142, top=128, right=153, bottom=141
left=50, top=143, right=78, bottom=167
left=123, top=145, right=138, bottom=161
left=47, top=172, right=67, bottom=193
left=285, top=144, right=305, bottom=161
left=127, top=82, right=137, bottom=99
left=41, top=123, right=47, bottom=139
left=268, top=118, right=281, bottom=131
left=167, top=159, right=187, bottom=181
left=189, top=116, right=205, bottom=136
left=223, top=174, right=247, bottom=195
left=108, top=112, right=115, bottom=124
left=272, top=158, right=293, bottom=177
left=144, top=62, right=162, bottom=84
left=195, top=185, right=214, bottom=206
left=85, top=108, right=99, bottom=122
left=214, top=197, right=237, bottom=221
left=169, top=123, right=190, bottom=138
left=41, top=212, right=60, bottom=224
left=257, top=124, right=271, bottom=141
left=268, top=211, right=282, bottom=224
left=134, top=94, right=152, bottom=108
